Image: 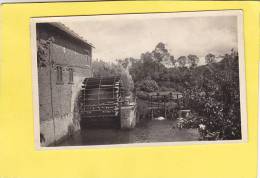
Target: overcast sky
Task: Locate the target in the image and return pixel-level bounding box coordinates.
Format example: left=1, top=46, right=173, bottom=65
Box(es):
left=64, top=13, right=238, bottom=62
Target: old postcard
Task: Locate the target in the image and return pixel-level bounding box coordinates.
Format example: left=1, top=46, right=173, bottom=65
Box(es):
left=31, top=10, right=247, bottom=149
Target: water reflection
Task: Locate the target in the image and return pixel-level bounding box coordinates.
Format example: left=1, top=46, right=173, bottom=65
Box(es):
left=58, top=120, right=199, bottom=146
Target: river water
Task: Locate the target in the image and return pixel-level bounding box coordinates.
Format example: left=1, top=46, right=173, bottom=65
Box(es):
left=58, top=120, right=200, bottom=146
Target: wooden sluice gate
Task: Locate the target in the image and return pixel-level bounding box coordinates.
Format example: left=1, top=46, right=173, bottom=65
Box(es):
left=148, top=91, right=183, bottom=120
left=79, top=76, right=136, bottom=129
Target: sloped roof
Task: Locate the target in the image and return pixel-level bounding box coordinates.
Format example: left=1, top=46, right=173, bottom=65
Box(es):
left=50, top=22, right=95, bottom=48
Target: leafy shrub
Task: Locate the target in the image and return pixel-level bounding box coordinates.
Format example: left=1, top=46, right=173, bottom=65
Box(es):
left=183, top=52, right=241, bottom=140
left=136, top=90, right=149, bottom=100
left=140, top=79, right=159, bottom=92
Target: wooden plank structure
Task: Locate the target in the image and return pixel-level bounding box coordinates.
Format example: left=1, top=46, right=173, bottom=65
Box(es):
left=148, top=91, right=182, bottom=120
left=79, top=76, right=123, bottom=129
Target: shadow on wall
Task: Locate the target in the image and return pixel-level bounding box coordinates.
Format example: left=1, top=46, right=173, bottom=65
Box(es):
left=39, top=78, right=87, bottom=146
left=70, top=90, right=83, bottom=136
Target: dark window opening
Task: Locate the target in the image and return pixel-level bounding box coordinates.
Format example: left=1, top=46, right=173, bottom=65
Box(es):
left=86, top=51, right=91, bottom=65
left=56, top=66, right=63, bottom=84
left=68, top=68, right=74, bottom=84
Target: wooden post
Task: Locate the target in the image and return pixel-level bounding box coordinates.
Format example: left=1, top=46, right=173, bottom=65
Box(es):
left=150, top=96, right=153, bottom=119
left=164, top=95, right=166, bottom=119
left=177, top=94, right=179, bottom=108
left=157, top=93, right=159, bottom=114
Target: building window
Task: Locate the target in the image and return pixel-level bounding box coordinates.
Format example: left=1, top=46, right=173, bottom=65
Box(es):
left=56, top=66, right=63, bottom=84
left=86, top=55, right=89, bottom=65
left=86, top=51, right=91, bottom=65
left=68, top=68, right=74, bottom=84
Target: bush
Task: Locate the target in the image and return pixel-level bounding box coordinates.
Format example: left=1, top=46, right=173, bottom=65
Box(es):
left=183, top=52, right=241, bottom=140
left=140, top=79, right=159, bottom=92
left=136, top=90, right=149, bottom=100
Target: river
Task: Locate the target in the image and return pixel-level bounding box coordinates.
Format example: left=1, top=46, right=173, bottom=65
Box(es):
left=57, top=120, right=200, bottom=146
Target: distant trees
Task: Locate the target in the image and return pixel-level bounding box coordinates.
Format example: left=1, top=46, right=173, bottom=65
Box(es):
left=92, top=60, right=134, bottom=96
left=141, top=52, right=154, bottom=64
left=117, top=58, right=129, bottom=69
left=129, top=59, right=144, bottom=82
left=128, top=42, right=173, bottom=82
left=152, top=42, right=169, bottom=62
left=170, top=56, right=176, bottom=66
left=177, top=56, right=187, bottom=68
left=187, top=54, right=199, bottom=68
left=151, top=42, right=175, bottom=66
left=205, top=53, right=216, bottom=64
left=92, top=60, right=122, bottom=78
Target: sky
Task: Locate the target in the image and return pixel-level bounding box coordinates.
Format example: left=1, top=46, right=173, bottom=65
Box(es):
left=63, top=13, right=238, bottom=62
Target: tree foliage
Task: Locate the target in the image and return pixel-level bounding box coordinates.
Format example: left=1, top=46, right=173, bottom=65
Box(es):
left=205, top=53, right=216, bottom=64
left=187, top=54, right=199, bottom=68
left=177, top=56, right=187, bottom=68
left=183, top=51, right=241, bottom=140
left=139, top=78, right=159, bottom=93
left=92, top=60, right=134, bottom=96
left=92, top=60, right=122, bottom=78
left=92, top=42, right=241, bottom=140
left=152, top=42, right=172, bottom=62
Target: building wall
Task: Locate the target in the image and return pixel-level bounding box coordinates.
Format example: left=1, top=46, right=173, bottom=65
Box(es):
left=37, top=24, right=92, bottom=146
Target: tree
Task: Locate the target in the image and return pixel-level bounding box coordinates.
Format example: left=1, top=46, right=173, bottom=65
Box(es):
left=151, top=42, right=175, bottom=66
left=152, top=42, right=168, bottom=62
left=183, top=50, right=241, bottom=140
left=129, top=59, right=144, bottom=82
left=155, top=42, right=168, bottom=52
left=117, top=57, right=136, bottom=69
left=187, top=54, right=199, bottom=68
left=120, top=70, right=134, bottom=96
left=170, top=56, right=176, bottom=67
left=92, top=59, right=135, bottom=96
left=205, top=53, right=216, bottom=64
left=177, top=56, right=187, bottom=68
left=141, top=52, right=154, bottom=63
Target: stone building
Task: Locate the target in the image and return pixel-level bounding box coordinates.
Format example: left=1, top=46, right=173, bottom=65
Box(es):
left=36, top=23, right=93, bottom=146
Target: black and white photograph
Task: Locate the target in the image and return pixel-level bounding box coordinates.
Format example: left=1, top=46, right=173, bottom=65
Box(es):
left=31, top=10, right=247, bottom=148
